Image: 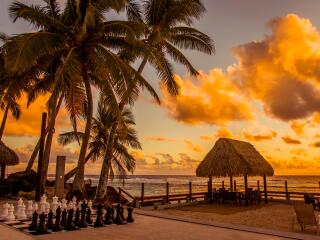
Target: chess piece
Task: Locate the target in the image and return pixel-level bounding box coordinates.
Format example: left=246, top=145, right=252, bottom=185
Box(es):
left=40, top=194, right=47, bottom=213
left=26, top=200, right=33, bottom=218
left=17, top=203, right=27, bottom=220
left=61, top=199, right=67, bottom=210
left=93, top=204, right=104, bottom=228
left=72, top=196, right=77, bottom=210
left=45, top=202, right=50, bottom=214
left=0, top=203, right=9, bottom=220
left=74, top=208, right=80, bottom=227
left=103, top=207, right=113, bottom=225
left=52, top=196, right=59, bottom=213
left=53, top=207, right=63, bottom=232
left=36, top=212, right=48, bottom=234
left=87, top=200, right=93, bottom=210
left=86, top=207, right=93, bottom=225
left=111, top=206, right=115, bottom=222
left=114, top=204, right=122, bottom=225
left=68, top=202, right=74, bottom=211
left=46, top=210, right=54, bottom=230
left=78, top=202, right=87, bottom=228
left=28, top=211, right=38, bottom=231
left=120, top=205, right=126, bottom=224
left=61, top=209, right=67, bottom=227
left=65, top=209, right=76, bottom=231
left=33, top=202, right=39, bottom=213
left=126, top=206, right=134, bottom=223
left=7, top=204, right=15, bottom=221
left=16, top=198, right=24, bottom=219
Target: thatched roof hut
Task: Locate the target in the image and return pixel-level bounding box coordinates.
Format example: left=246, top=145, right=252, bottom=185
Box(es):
left=0, top=141, right=19, bottom=180
left=196, top=138, right=274, bottom=177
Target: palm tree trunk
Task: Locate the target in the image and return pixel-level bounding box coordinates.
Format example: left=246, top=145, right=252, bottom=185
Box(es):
left=40, top=95, right=63, bottom=191
left=26, top=140, right=40, bottom=171
left=95, top=57, right=148, bottom=200
left=72, top=64, right=93, bottom=195
left=64, top=151, right=93, bottom=183
left=0, top=104, right=10, bottom=140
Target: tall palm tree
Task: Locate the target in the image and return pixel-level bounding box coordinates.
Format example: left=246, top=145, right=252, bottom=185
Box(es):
left=4, top=0, right=165, bottom=196
left=95, top=0, right=214, bottom=199
left=58, top=96, right=141, bottom=187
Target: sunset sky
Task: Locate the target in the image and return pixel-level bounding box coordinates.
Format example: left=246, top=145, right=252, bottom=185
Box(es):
left=2, top=0, right=320, bottom=175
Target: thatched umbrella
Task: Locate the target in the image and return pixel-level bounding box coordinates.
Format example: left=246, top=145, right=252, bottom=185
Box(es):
left=0, top=141, right=19, bottom=180
left=196, top=138, right=274, bottom=203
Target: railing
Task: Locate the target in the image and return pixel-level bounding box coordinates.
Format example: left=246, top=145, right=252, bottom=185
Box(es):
left=129, top=179, right=320, bottom=206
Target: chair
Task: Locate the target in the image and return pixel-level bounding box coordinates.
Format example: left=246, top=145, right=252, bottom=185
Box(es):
left=293, top=203, right=320, bottom=233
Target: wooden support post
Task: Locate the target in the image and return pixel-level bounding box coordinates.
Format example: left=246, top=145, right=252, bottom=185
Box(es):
left=1, top=164, right=5, bottom=180
left=35, top=112, right=47, bottom=202
left=263, top=174, right=268, bottom=204
left=230, top=176, right=233, bottom=192
left=141, top=183, right=144, bottom=206
left=118, top=187, right=122, bottom=204
left=54, top=156, right=66, bottom=198
left=234, top=180, right=237, bottom=192
left=244, top=174, right=248, bottom=206
left=166, top=182, right=169, bottom=203
left=208, top=176, right=212, bottom=202
left=285, top=180, right=289, bottom=200
left=257, top=180, right=260, bottom=191
left=189, top=181, right=192, bottom=200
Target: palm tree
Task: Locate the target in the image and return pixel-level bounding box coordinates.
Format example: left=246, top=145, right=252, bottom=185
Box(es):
left=58, top=96, right=141, bottom=188
left=95, top=0, right=214, bottom=199
left=5, top=0, right=162, bottom=196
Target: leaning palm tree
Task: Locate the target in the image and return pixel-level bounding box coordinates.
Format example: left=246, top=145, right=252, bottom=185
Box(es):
left=5, top=0, right=169, bottom=197
left=95, top=0, right=214, bottom=199
left=58, top=97, right=141, bottom=190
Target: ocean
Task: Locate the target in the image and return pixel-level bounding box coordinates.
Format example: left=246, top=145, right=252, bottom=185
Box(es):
left=77, top=175, right=320, bottom=198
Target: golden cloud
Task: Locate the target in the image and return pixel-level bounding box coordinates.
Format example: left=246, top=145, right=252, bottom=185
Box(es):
left=161, top=70, right=253, bottom=125
left=230, top=14, right=320, bottom=121
left=290, top=121, right=306, bottom=136
left=145, top=136, right=176, bottom=142
left=184, top=139, right=203, bottom=152
left=200, top=127, right=233, bottom=141
left=281, top=135, right=301, bottom=144
left=243, top=130, right=277, bottom=142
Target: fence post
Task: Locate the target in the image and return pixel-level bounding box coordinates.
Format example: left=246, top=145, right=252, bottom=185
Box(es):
left=166, top=182, right=169, bottom=203
left=189, top=181, right=192, bottom=200
left=230, top=176, right=233, bottom=192
left=244, top=174, right=248, bottom=206
left=118, top=187, right=122, bottom=204
left=263, top=174, right=268, bottom=204
left=257, top=180, right=260, bottom=191
left=234, top=180, right=237, bottom=192
left=285, top=180, right=289, bottom=200
left=222, top=180, right=224, bottom=189
left=208, top=176, right=212, bottom=202
left=141, top=183, right=144, bottom=206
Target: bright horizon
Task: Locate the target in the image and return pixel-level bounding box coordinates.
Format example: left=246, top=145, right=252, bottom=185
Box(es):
left=2, top=0, right=320, bottom=176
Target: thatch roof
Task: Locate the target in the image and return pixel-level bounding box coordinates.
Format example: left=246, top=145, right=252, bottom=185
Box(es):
left=196, top=138, right=274, bottom=177
left=0, top=141, right=19, bottom=166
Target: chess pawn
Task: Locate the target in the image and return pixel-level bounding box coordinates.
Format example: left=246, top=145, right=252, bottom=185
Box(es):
left=126, top=206, right=134, bottom=223
left=78, top=202, right=87, bottom=228
left=17, top=198, right=23, bottom=207
left=93, top=204, right=104, bottom=228
left=65, top=209, right=76, bottom=231
left=27, top=200, right=33, bottom=218
left=52, top=196, right=59, bottom=213
left=72, top=196, right=77, bottom=207
left=74, top=208, right=80, bottom=227
left=61, top=199, right=67, bottom=210
left=86, top=207, right=93, bottom=225
left=53, top=206, right=63, bottom=232
left=111, top=206, right=115, bottom=222
left=6, top=204, right=15, bottom=221
left=45, top=202, right=50, bottom=214
left=61, top=209, right=67, bottom=227
left=68, top=202, right=74, bottom=211
left=17, top=203, right=27, bottom=220
left=28, top=211, right=38, bottom=231
left=33, top=202, right=39, bottom=213
left=120, top=205, right=126, bottom=224
left=0, top=203, right=9, bottom=220
left=87, top=200, right=93, bottom=210
left=114, top=204, right=122, bottom=225
left=103, top=207, right=112, bottom=225
left=46, top=210, right=54, bottom=230
left=36, top=212, right=48, bottom=234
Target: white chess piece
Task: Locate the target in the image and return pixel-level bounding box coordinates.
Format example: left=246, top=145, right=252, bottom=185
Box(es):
left=0, top=203, right=9, bottom=220
left=26, top=200, right=33, bottom=218
left=72, top=196, right=77, bottom=204
left=16, top=199, right=23, bottom=219
left=40, top=194, right=47, bottom=213
left=68, top=202, right=73, bottom=210
left=6, top=204, right=15, bottom=221
left=61, top=199, right=67, bottom=210
left=17, top=203, right=27, bottom=220
left=45, top=202, right=50, bottom=214
left=88, top=200, right=93, bottom=210
left=33, top=202, right=38, bottom=212
left=52, top=196, right=59, bottom=213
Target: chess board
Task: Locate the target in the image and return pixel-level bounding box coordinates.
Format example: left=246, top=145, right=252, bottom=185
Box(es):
left=0, top=212, right=105, bottom=235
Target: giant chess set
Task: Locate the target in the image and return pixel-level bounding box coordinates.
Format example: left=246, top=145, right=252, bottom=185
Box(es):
left=0, top=195, right=134, bottom=235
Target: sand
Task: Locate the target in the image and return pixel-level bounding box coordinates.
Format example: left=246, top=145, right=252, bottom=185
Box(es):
left=156, top=202, right=308, bottom=233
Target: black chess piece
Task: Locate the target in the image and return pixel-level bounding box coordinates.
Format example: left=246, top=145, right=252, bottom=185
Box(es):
left=28, top=211, right=38, bottom=231
left=61, top=209, right=67, bottom=227
left=65, top=209, right=76, bottom=231
left=114, top=204, right=123, bottom=225
left=126, top=206, right=134, bottom=223
left=36, top=212, right=48, bottom=235
left=120, top=205, right=126, bottom=224
left=78, top=202, right=87, bottom=228
left=94, top=204, right=104, bottom=228
left=53, top=207, right=63, bottom=232
left=46, top=210, right=54, bottom=230
left=74, top=208, right=80, bottom=227
left=103, top=207, right=112, bottom=225
left=86, top=207, right=93, bottom=225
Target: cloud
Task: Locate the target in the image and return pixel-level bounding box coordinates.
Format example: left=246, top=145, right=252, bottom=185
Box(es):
left=145, top=136, right=176, bottom=142
left=243, top=130, right=277, bottom=142
left=215, top=127, right=233, bottom=138
left=161, top=70, right=253, bottom=125
left=310, top=140, right=320, bottom=148
left=230, top=14, right=320, bottom=121
left=290, top=121, right=306, bottom=136
left=290, top=148, right=308, bottom=156
left=184, top=140, right=203, bottom=152
left=281, top=135, right=301, bottom=144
